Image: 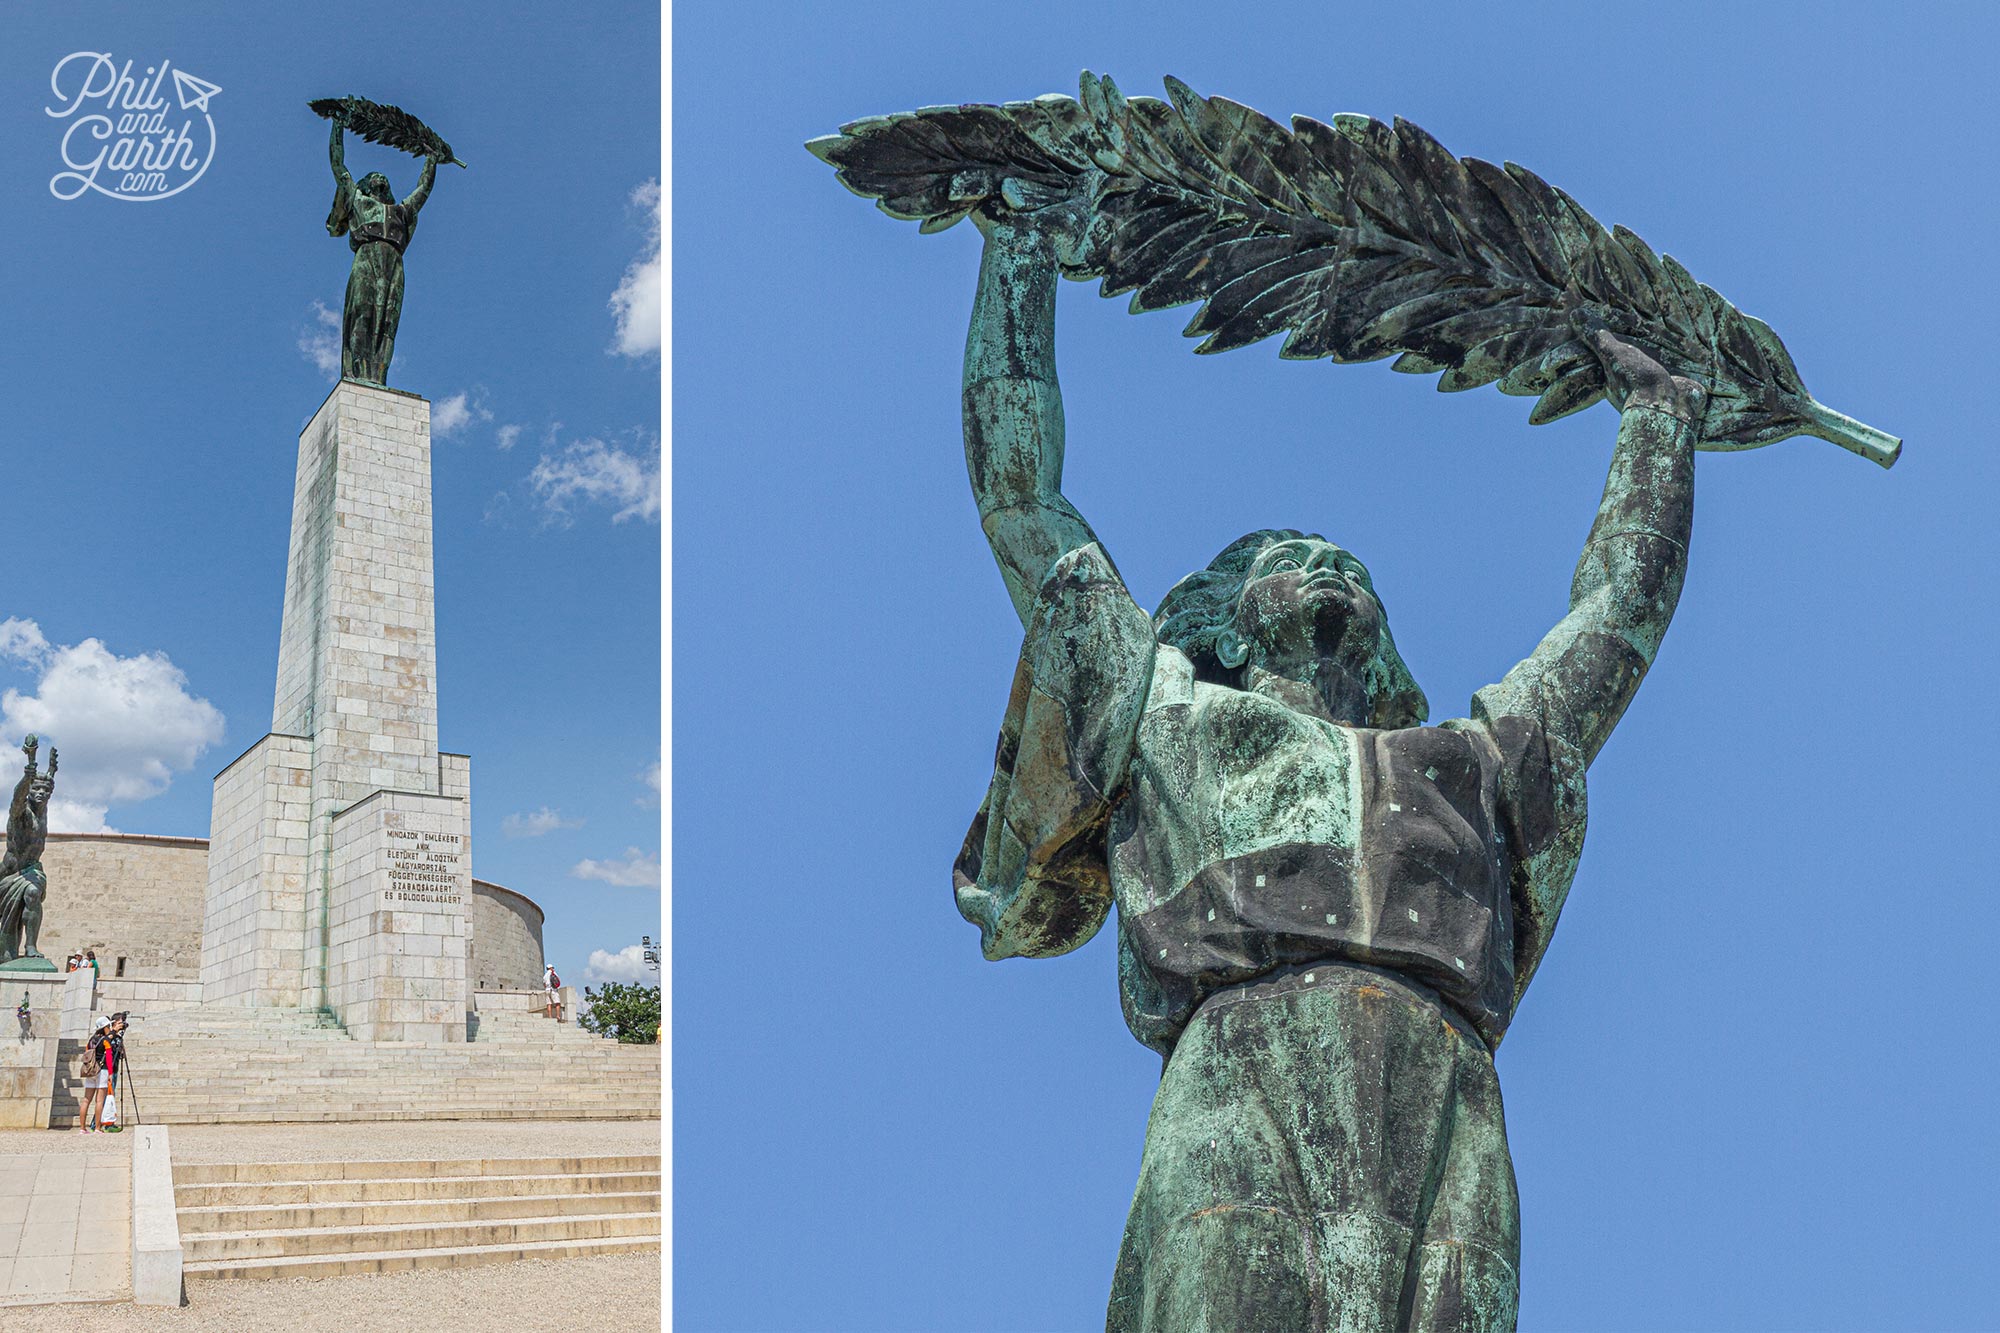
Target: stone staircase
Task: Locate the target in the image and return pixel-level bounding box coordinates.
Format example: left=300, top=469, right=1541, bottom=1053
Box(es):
left=64, top=1007, right=660, bottom=1125
left=177, top=1154, right=662, bottom=1279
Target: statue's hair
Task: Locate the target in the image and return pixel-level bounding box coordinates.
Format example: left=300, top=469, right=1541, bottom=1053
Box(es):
left=1152, top=529, right=1429, bottom=729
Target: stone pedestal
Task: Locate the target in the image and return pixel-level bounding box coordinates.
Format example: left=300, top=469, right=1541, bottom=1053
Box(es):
left=0, top=973, right=68, bottom=1127
left=329, top=790, right=471, bottom=1042
left=202, top=380, right=472, bottom=1036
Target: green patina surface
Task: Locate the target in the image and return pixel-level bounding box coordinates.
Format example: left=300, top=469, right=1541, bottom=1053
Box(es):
left=944, top=209, right=1668, bottom=1330
left=318, top=98, right=456, bottom=387
left=816, top=80, right=1889, bottom=1332
left=0, top=736, right=55, bottom=967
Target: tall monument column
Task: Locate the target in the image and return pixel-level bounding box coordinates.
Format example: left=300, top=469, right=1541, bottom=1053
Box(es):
left=203, top=380, right=472, bottom=1041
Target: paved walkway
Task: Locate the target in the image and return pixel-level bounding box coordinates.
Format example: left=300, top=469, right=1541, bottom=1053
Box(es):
left=0, top=1147, right=130, bottom=1306
left=0, top=1121, right=663, bottom=1321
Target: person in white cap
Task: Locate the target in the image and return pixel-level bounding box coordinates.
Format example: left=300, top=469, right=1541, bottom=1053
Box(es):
left=543, top=963, right=561, bottom=1021
left=77, top=1015, right=112, bottom=1132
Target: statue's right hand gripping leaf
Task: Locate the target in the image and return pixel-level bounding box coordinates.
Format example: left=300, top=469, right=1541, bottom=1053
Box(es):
left=954, top=543, right=1155, bottom=961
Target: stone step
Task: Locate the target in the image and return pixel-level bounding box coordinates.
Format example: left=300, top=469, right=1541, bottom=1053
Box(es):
left=176, top=1169, right=661, bottom=1209
left=123, top=1072, right=660, bottom=1083
left=118, top=1072, right=660, bottom=1083
left=184, top=1232, right=661, bottom=1280
left=177, top=1155, right=658, bottom=1184
left=129, top=1040, right=660, bottom=1048
left=127, top=1104, right=659, bottom=1117
left=120, top=1051, right=661, bottom=1063
left=127, top=1064, right=662, bottom=1074
left=177, top=1188, right=661, bottom=1234
left=112, top=1076, right=660, bottom=1089
left=113, top=1085, right=661, bottom=1101
left=117, top=1088, right=660, bottom=1096
left=129, top=1096, right=660, bottom=1104
left=70, top=1010, right=663, bottom=1134
left=182, top=1209, right=661, bottom=1262
left=106, top=1060, right=660, bottom=1072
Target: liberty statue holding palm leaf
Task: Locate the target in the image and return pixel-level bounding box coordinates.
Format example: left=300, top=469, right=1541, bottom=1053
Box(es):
left=812, top=73, right=1900, bottom=1331
left=311, top=96, right=466, bottom=385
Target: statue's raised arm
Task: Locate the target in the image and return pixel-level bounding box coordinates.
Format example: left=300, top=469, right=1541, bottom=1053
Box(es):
left=961, top=172, right=1121, bottom=628
left=1479, top=325, right=1703, bottom=768
left=1471, top=325, right=1704, bottom=1011
left=403, top=155, right=439, bottom=213
left=951, top=174, right=1158, bottom=961
left=328, top=111, right=355, bottom=196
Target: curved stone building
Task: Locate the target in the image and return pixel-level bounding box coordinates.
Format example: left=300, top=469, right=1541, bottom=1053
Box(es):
left=469, top=880, right=547, bottom=991
left=2, top=832, right=546, bottom=990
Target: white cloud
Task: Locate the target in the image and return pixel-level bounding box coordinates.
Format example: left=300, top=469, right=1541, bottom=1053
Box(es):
left=530, top=436, right=660, bottom=524
left=432, top=390, right=493, bottom=438
left=636, top=759, right=660, bottom=808
left=298, top=301, right=341, bottom=379
left=584, top=944, right=655, bottom=984
left=571, top=848, right=661, bottom=888
left=609, top=179, right=662, bottom=358
left=0, top=619, right=50, bottom=666
left=47, top=799, right=115, bottom=836
left=496, top=424, right=523, bottom=452
left=0, top=622, right=225, bottom=833
left=501, top=806, right=583, bottom=839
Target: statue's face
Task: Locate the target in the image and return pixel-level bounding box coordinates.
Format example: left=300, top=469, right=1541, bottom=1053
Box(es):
left=26, top=779, right=51, bottom=805
left=1231, top=536, right=1382, bottom=671
left=361, top=174, right=392, bottom=202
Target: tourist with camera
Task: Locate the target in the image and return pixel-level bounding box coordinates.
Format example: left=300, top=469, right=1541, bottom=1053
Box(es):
left=77, top=1012, right=125, bottom=1132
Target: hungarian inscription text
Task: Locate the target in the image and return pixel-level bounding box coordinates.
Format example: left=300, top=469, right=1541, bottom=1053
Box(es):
left=384, top=829, right=465, bottom=907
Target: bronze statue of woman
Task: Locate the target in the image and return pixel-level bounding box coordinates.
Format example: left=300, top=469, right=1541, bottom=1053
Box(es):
left=325, top=107, right=442, bottom=385
left=0, top=736, right=57, bottom=967
left=951, top=178, right=1703, bottom=1332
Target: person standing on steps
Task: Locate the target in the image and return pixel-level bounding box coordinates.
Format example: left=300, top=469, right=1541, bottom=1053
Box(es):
left=544, top=963, right=562, bottom=1021
left=78, top=1015, right=111, bottom=1132
left=99, top=1012, right=126, bottom=1132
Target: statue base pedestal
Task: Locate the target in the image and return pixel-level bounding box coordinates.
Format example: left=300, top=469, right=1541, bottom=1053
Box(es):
left=201, top=379, right=472, bottom=1038
left=0, top=973, right=68, bottom=1126
left=0, top=957, right=59, bottom=974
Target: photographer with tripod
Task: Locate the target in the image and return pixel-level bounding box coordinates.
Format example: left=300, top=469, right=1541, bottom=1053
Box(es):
left=77, top=1012, right=126, bottom=1133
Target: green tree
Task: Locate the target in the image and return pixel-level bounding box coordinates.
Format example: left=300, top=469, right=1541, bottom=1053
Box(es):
left=579, top=982, right=660, bottom=1044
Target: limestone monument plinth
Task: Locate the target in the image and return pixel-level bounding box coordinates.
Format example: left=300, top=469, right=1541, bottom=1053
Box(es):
left=203, top=379, right=472, bottom=1041
left=0, top=973, right=69, bottom=1127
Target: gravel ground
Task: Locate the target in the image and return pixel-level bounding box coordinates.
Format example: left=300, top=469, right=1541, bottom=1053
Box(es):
left=22, top=1251, right=663, bottom=1331
left=0, top=1119, right=665, bottom=1328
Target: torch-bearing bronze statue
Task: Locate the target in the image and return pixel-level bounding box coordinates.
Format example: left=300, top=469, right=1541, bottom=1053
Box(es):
left=0, top=736, right=57, bottom=969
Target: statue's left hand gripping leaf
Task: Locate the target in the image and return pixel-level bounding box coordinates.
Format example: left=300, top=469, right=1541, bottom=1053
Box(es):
left=955, top=544, right=1156, bottom=960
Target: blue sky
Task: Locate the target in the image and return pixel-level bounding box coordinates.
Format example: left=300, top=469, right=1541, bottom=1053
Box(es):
left=1, top=4, right=661, bottom=992
left=678, top=2, right=2000, bottom=1330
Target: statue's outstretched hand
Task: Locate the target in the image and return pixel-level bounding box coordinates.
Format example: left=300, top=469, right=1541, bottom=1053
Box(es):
left=1581, top=324, right=1706, bottom=423
left=955, top=167, right=1111, bottom=273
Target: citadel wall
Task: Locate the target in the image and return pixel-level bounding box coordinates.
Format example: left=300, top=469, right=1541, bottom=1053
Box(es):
left=1, top=832, right=544, bottom=993
left=2, top=833, right=207, bottom=979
